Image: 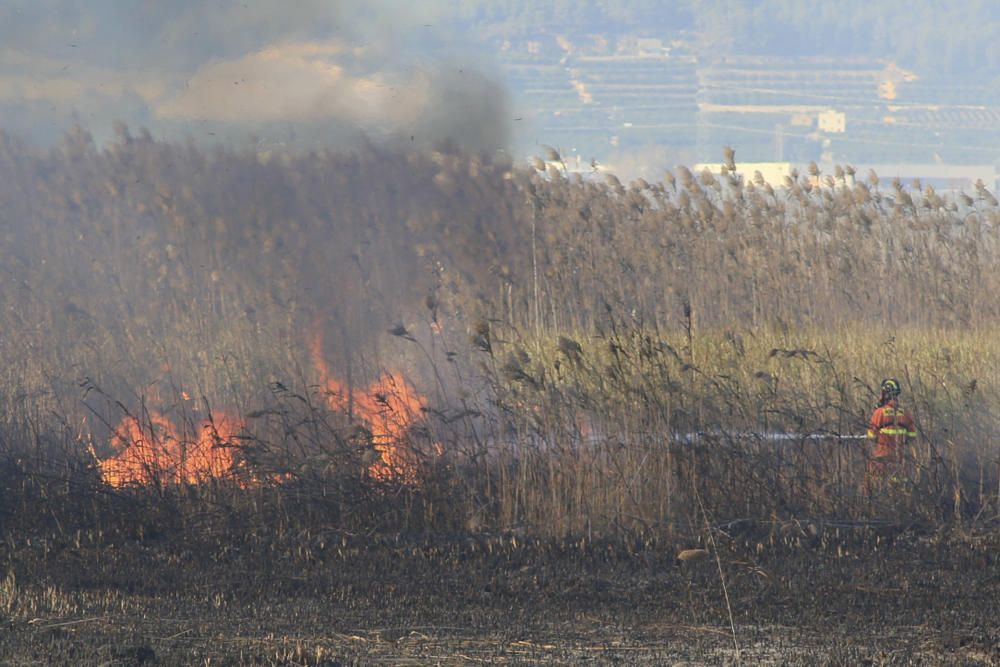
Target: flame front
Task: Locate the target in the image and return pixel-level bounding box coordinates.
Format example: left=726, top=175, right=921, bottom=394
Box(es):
left=310, top=333, right=427, bottom=482
left=99, top=412, right=240, bottom=487
left=98, top=333, right=428, bottom=487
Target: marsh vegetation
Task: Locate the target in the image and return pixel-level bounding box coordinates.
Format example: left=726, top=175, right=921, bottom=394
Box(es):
left=0, top=128, right=998, bottom=663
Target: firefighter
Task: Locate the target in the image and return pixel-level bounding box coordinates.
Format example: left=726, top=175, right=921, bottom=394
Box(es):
left=866, top=378, right=917, bottom=489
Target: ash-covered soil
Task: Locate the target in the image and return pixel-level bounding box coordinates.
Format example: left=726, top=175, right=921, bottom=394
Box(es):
left=0, top=523, right=997, bottom=665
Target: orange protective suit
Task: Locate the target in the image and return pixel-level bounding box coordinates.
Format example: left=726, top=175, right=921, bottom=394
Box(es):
left=866, top=398, right=916, bottom=477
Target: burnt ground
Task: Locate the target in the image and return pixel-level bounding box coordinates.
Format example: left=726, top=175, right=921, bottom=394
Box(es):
left=0, top=523, right=997, bottom=666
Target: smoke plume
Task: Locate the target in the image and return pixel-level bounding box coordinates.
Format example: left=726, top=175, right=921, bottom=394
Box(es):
left=0, top=1, right=509, bottom=152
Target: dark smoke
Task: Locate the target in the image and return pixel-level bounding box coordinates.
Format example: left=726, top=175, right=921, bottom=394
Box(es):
left=0, top=1, right=510, bottom=152
left=397, top=66, right=511, bottom=153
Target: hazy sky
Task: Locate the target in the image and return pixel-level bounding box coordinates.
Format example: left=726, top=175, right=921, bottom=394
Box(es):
left=0, top=0, right=509, bottom=150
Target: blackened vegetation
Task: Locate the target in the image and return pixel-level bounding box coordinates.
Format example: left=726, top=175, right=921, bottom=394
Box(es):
left=0, top=130, right=999, bottom=662
left=0, top=524, right=997, bottom=663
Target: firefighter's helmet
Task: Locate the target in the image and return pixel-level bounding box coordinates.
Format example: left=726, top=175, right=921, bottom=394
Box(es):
left=880, top=378, right=901, bottom=399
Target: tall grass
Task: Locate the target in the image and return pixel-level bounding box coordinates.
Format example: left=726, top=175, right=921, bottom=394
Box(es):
left=462, top=320, right=1000, bottom=537
left=0, top=129, right=998, bottom=544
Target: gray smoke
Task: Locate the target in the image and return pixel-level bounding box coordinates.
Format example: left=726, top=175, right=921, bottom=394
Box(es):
left=0, top=1, right=509, bottom=152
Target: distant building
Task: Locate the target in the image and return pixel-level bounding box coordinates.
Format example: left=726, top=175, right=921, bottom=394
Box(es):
left=692, top=162, right=997, bottom=192
left=818, top=110, right=846, bottom=133
left=635, top=38, right=666, bottom=56
left=693, top=162, right=792, bottom=186
left=877, top=63, right=918, bottom=101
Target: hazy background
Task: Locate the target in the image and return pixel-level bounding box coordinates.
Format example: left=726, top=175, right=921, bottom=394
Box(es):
left=0, top=0, right=510, bottom=152
left=4, top=0, right=1000, bottom=172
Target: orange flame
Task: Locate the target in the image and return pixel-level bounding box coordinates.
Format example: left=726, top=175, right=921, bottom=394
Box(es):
left=310, top=332, right=427, bottom=482
left=99, top=411, right=240, bottom=487
left=98, top=331, right=429, bottom=487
